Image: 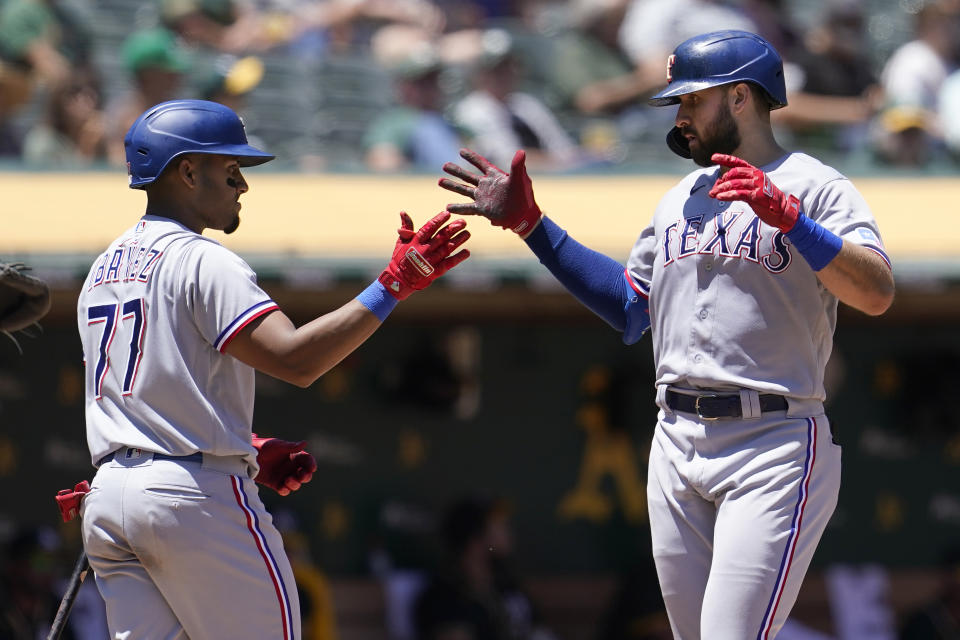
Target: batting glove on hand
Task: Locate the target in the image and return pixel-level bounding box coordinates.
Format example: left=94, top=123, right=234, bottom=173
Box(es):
left=55, top=480, right=90, bottom=522
left=708, top=154, right=801, bottom=233
left=252, top=434, right=317, bottom=496
left=439, top=148, right=542, bottom=236
left=379, top=211, right=471, bottom=300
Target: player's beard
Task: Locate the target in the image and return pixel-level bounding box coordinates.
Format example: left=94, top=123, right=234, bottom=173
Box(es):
left=690, top=101, right=741, bottom=168
left=223, top=215, right=240, bottom=234
left=224, top=176, right=241, bottom=234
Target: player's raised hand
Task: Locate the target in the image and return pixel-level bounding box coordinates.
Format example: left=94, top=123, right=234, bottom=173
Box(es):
left=439, top=148, right=542, bottom=236
left=379, top=211, right=471, bottom=300
left=708, top=153, right=800, bottom=232
left=252, top=434, right=318, bottom=496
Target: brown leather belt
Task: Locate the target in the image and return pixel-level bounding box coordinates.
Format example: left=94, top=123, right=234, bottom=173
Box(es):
left=665, top=390, right=787, bottom=420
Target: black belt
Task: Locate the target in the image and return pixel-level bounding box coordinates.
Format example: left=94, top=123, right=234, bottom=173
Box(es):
left=97, top=450, right=204, bottom=468
left=665, top=390, right=787, bottom=420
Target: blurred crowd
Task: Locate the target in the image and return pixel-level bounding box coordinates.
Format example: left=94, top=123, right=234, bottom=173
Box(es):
left=1, top=0, right=960, bottom=173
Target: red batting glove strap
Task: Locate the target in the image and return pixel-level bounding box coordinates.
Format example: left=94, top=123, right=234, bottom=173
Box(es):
left=780, top=193, right=801, bottom=233
left=708, top=153, right=800, bottom=232
left=56, top=480, right=90, bottom=522
left=499, top=151, right=542, bottom=235
left=380, top=211, right=470, bottom=300
left=251, top=434, right=317, bottom=495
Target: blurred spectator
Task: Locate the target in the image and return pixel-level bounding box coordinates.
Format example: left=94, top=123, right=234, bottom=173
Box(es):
left=160, top=0, right=445, bottom=57
left=869, top=104, right=938, bottom=167
left=21, top=72, right=107, bottom=167
left=616, top=0, right=757, bottom=99
left=274, top=509, right=338, bottom=640
left=548, top=0, right=645, bottom=117
left=0, top=526, right=75, bottom=640
left=364, top=37, right=463, bottom=172
left=0, top=0, right=96, bottom=156
left=0, top=78, right=29, bottom=156
left=196, top=53, right=269, bottom=151
left=197, top=53, right=264, bottom=110
left=0, top=0, right=95, bottom=90
left=313, top=0, right=446, bottom=54
left=880, top=0, right=960, bottom=117
left=598, top=560, right=671, bottom=640
left=737, top=0, right=801, bottom=58
left=451, top=28, right=583, bottom=170
left=899, top=549, right=960, bottom=639
left=413, top=495, right=558, bottom=640
left=870, top=0, right=960, bottom=166
left=773, top=1, right=883, bottom=153
left=440, top=0, right=493, bottom=32
left=826, top=564, right=897, bottom=640
left=160, top=0, right=266, bottom=53
left=0, top=57, right=31, bottom=156
left=377, top=325, right=482, bottom=418
left=938, top=67, right=960, bottom=162
left=105, top=27, right=190, bottom=165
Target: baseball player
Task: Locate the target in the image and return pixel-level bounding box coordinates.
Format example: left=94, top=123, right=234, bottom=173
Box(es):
left=438, top=31, right=894, bottom=640
left=76, top=99, right=470, bottom=639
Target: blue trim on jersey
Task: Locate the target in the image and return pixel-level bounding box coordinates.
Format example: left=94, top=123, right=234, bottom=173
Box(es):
left=215, top=300, right=279, bottom=351
left=356, top=280, right=398, bottom=321
left=757, top=417, right=817, bottom=639
left=233, top=476, right=295, bottom=639
left=524, top=216, right=649, bottom=343
left=785, top=214, right=843, bottom=272
left=861, top=244, right=891, bottom=269
left=623, top=268, right=650, bottom=298
left=622, top=270, right=651, bottom=346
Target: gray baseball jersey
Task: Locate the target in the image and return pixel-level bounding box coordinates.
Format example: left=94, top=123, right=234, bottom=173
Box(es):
left=626, top=152, right=888, bottom=639
left=626, top=151, right=888, bottom=403
left=78, top=215, right=278, bottom=470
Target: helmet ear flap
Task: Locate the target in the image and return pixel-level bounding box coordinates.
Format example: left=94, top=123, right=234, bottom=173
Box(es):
left=666, top=126, right=691, bottom=159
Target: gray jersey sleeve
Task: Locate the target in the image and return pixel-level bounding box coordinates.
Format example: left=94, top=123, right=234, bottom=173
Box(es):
left=178, top=241, right=278, bottom=352
left=806, top=178, right=890, bottom=266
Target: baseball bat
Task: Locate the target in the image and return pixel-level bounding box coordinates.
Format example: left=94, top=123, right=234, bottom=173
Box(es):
left=46, top=550, right=90, bottom=640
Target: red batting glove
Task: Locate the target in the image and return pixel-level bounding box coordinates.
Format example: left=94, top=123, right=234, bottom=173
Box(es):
left=379, top=211, right=471, bottom=300
left=251, top=434, right=317, bottom=496
left=439, top=148, right=542, bottom=236
left=56, top=480, right=90, bottom=522
left=708, top=153, right=801, bottom=233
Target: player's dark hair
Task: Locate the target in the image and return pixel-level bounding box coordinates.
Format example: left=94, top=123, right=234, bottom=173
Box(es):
left=737, top=82, right=776, bottom=116
left=751, top=83, right=777, bottom=113
left=722, top=82, right=773, bottom=117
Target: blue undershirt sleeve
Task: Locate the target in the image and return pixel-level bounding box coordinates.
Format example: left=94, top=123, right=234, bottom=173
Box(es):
left=524, top=216, right=649, bottom=343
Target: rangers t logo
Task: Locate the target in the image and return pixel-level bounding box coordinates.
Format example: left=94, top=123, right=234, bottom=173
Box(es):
left=666, top=55, right=676, bottom=83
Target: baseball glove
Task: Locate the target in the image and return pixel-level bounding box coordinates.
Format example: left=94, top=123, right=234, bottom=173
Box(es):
left=0, top=261, right=51, bottom=350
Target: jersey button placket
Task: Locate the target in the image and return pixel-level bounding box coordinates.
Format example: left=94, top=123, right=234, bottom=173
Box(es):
left=689, top=258, right=718, bottom=369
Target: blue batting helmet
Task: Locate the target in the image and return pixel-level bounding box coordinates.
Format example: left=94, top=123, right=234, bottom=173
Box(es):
left=648, top=30, right=787, bottom=110
left=124, top=99, right=274, bottom=189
